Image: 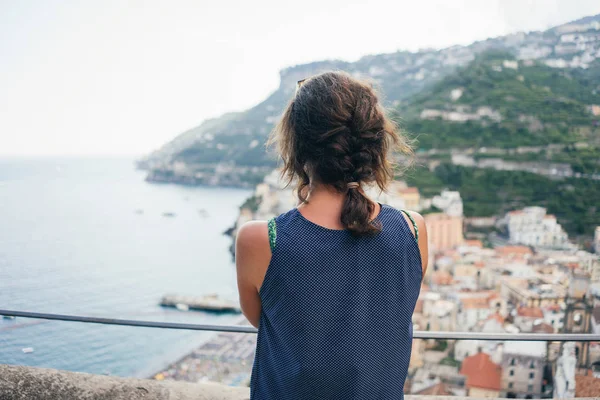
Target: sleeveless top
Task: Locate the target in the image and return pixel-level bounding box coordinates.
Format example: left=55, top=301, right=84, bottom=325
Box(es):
left=250, top=203, right=422, bottom=400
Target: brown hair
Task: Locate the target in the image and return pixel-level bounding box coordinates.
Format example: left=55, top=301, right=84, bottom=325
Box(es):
left=268, top=71, right=413, bottom=236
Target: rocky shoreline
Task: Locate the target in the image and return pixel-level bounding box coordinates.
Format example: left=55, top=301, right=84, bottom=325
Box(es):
left=145, top=168, right=257, bottom=189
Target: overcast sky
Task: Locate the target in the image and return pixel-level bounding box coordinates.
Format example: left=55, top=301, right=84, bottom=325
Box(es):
left=1, top=0, right=599, bottom=156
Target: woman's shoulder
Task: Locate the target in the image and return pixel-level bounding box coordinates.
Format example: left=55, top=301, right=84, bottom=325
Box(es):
left=380, top=203, right=425, bottom=236
left=236, top=208, right=297, bottom=244
left=236, top=220, right=269, bottom=250
left=380, top=203, right=424, bottom=222
left=267, top=207, right=300, bottom=230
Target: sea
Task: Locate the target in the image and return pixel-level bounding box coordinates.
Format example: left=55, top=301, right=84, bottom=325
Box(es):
left=0, top=157, right=252, bottom=378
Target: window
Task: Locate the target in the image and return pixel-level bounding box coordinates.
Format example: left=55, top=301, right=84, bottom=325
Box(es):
left=510, top=370, right=514, bottom=376
left=527, top=384, right=533, bottom=392
left=508, top=382, right=513, bottom=389
left=529, top=361, right=535, bottom=369
left=510, top=358, right=516, bottom=366
left=529, top=372, right=534, bottom=379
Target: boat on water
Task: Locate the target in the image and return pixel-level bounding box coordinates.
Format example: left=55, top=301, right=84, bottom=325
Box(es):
left=160, top=293, right=241, bottom=313
left=22, top=347, right=34, bottom=354
left=162, top=212, right=176, bottom=218
left=2, top=315, right=16, bottom=320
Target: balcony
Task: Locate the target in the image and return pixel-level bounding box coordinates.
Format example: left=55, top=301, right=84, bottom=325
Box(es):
left=1, top=309, right=600, bottom=399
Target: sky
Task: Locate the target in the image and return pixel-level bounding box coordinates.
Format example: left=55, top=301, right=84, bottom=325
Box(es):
left=1, top=0, right=599, bottom=157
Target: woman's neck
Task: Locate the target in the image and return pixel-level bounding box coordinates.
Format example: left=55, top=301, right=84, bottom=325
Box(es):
left=297, top=183, right=380, bottom=229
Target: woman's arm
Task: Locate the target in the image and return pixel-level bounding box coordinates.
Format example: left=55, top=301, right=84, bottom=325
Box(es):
left=235, top=220, right=271, bottom=328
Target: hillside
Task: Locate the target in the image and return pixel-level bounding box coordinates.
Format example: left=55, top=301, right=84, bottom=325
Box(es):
left=139, top=13, right=600, bottom=187
left=399, top=51, right=600, bottom=149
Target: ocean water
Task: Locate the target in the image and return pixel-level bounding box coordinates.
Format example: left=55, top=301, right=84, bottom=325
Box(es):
left=0, top=157, right=252, bottom=377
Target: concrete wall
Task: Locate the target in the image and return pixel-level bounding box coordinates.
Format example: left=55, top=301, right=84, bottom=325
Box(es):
left=0, top=364, right=249, bottom=400
left=0, top=364, right=596, bottom=400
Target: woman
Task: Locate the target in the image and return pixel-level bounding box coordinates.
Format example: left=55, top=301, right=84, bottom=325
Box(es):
left=236, top=71, right=428, bottom=399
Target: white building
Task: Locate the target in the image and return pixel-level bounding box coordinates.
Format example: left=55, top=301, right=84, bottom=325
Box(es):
left=432, top=190, right=463, bottom=217
left=502, top=60, right=519, bottom=70
left=456, top=293, right=503, bottom=332
left=543, top=305, right=565, bottom=332
left=501, top=341, right=548, bottom=398
left=505, top=206, right=571, bottom=249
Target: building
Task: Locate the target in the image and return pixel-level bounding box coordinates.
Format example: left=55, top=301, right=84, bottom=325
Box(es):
left=513, top=306, right=544, bottom=333
left=455, top=320, right=504, bottom=363
left=411, top=364, right=466, bottom=396
left=504, top=206, right=571, bottom=249
left=494, top=246, right=533, bottom=263
left=398, top=187, right=420, bottom=210
left=465, top=216, right=497, bottom=228
left=422, top=298, right=456, bottom=331
left=542, top=304, right=565, bottom=332
left=453, top=262, right=481, bottom=290
left=540, top=249, right=600, bottom=283
left=365, top=180, right=407, bottom=211
left=460, top=351, right=502, bottom=398
left=501, top=278, right=566, bottom=308
left=424, top=213, right=464, bottom=252
left=432, top=190, right=463, bottom=217
left=501, top=341, right=547, bottom=398
left=456, top=292, right=505, bottom=332
left=574, top=251, right=600, bottom=282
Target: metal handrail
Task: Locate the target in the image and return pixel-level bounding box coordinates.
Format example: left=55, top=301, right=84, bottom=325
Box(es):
left=2, top=309, right=599, bottom=341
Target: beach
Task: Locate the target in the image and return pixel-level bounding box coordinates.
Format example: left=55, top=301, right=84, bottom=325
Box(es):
left=151, top=316, right=256, bottom=387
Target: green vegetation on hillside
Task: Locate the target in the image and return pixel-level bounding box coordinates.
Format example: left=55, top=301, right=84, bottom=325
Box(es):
left=398, top=53, right=600, bottom=149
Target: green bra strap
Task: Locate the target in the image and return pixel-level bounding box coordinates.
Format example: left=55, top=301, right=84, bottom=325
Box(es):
left=267, top=217, right=277, bottom=252
left=400, top=209, right=419, bottom=242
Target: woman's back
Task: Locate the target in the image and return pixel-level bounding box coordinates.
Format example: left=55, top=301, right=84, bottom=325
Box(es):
left=250, top=203, right=423, bottom=399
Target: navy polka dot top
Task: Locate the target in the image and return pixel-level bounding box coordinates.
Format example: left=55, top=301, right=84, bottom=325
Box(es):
left=250, top=203, right=423, bottom=399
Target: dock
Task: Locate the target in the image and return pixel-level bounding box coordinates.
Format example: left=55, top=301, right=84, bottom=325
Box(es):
left=160, top=294, right=241, bottom=313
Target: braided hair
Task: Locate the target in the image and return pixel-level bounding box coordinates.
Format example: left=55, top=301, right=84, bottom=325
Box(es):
left=268, top=71, right=413, bottom=236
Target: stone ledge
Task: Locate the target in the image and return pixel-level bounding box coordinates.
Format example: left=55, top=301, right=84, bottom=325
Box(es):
left=0, top=364, right=250, bottom=400
left=1, top=364, right=597, bottom=400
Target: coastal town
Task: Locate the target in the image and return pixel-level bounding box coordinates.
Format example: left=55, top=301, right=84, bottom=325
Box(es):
left=152, top=168, right=600, bottom=398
